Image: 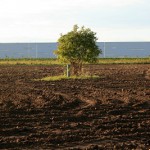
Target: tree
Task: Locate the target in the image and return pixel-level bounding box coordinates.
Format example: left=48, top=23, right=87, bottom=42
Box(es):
left=54, top=25, right=102, bottom=76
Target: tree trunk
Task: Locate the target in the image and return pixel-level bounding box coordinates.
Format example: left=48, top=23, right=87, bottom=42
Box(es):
left=70, top=62, right=82, bottom=76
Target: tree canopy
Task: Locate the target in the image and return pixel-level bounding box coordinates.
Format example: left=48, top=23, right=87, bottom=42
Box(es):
left=54, top=25, right=102, bottom=75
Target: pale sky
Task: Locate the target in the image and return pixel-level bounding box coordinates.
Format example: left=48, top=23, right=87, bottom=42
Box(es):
left=0, top=0, right=150, bottom=42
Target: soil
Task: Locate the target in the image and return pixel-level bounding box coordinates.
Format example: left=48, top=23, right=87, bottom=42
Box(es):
left=0, top=64, right=150, bottom=150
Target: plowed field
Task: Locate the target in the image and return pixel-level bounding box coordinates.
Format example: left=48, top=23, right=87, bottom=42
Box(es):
left=0, top=64, right=150, bottom=150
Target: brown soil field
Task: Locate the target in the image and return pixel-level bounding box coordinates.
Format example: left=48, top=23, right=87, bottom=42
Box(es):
left=0, top=64, right=150, bottom=150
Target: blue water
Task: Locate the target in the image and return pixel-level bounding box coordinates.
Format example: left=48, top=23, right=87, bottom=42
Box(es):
left=97, top=42, right=150, bottom=58
left=0, top=42, right=149, bottom=58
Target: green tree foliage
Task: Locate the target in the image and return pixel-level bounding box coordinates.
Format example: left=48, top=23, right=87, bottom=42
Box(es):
left=54, top=25, right=102, bottom=75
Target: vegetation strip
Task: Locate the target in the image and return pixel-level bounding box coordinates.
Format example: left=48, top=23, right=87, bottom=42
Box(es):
left=0, top=58, right=150, bottom=65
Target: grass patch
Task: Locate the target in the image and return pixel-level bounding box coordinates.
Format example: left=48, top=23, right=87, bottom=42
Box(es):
left=0, top=58, right=61, bottom=65
left=38, top=75, right=100, bottom=81
left=97, top=57, right=150, bottom=64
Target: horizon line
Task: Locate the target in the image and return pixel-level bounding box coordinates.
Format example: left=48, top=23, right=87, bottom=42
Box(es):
left=0, top=41, right=150, bottom=44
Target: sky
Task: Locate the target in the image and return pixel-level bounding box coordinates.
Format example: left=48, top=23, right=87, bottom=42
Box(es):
left=0, top=0, right=150, bottom=42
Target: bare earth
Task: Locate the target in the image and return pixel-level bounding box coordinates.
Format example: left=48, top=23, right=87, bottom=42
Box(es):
left=0, top=64, right=150, bottom=150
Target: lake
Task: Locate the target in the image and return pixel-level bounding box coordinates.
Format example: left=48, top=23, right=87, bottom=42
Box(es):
left=0, top=42, right=149, bottom=58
